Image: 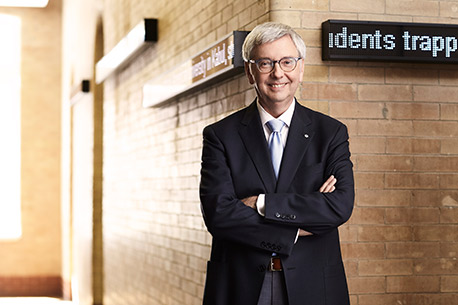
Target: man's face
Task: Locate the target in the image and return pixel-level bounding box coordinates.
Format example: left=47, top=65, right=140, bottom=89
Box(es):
left=245, top=35, right=304, bottom=112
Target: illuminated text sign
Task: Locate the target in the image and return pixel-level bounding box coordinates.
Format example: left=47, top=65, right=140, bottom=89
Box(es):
left=322, top=20, right=458, bottom=63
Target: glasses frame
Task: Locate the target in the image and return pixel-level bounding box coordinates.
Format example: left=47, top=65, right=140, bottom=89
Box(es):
left=248, top=57, right=302, bottom=74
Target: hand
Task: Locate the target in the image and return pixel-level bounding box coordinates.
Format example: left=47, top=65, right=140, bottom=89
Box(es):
left=300, top=176, right=338, bottom=237
left=241, top=196, right=258, bottom=209
left=319, top=175, right=337, bottom=193
left=299, top=229, right=312, bottom=236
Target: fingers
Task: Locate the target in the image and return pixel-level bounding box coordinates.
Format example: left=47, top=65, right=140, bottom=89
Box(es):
left=299, top=229, right=313, bottom=236
left=241, top=196, right=258, bottom=209
left=319, top=175, right=337, bottom=193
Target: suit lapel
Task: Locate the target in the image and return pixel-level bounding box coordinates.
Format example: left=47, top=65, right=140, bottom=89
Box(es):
left=238, top=102, right=277, bottom=193
left=276, top=103, right=315, bottom=193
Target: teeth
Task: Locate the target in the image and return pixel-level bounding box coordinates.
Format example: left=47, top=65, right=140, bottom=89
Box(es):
left=272, top=84, right=285, bottom=88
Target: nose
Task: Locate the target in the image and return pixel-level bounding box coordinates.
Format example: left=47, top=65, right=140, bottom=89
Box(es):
left=271, top=61, right=284, bottom=78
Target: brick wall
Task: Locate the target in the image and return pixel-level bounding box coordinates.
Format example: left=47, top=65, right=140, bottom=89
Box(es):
left=100, top=1, right=264, bottom=304
left=296, top=1, right=458, bottom=304
left=66, top=0, right=458, bottom=304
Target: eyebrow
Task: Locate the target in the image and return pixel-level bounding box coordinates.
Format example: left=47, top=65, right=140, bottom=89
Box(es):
left=253, top=56, right=297, bottom=60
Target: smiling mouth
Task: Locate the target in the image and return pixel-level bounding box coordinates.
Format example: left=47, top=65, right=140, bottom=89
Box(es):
left=270, top=83, right=287, bottom=88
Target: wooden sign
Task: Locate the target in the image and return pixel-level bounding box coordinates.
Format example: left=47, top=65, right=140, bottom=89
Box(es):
left=143, top=31, right=248, bottom=107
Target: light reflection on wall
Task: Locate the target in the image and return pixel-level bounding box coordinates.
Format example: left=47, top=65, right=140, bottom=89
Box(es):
left=0, top=0, right=48, bottom=8
left=0, top=14, right=21, bottom=240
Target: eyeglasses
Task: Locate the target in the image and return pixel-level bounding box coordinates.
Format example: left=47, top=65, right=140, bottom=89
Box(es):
left=248, top=57, right=302, bottom=73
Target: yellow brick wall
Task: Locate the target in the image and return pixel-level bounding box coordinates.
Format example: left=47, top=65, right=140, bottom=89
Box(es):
left=62, top=0, right=458, bottom=304
left=0, top=0, right=62, bottom=297
left=99, top=1, right=267, bottom=304
left=297, top=2, right=458, bottom=304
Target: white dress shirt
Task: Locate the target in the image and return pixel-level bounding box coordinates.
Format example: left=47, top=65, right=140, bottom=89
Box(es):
left=255, top=99, right=295, bottom=216
left=257, top=100, right=295, bottom=149
left=255, top=99, right=301, bottom=243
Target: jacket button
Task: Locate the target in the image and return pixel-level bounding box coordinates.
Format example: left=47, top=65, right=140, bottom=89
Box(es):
left=258, top=265, right=266, bottom=272
left=291, top=215, right=296, bottom=220
left=275, top=212, right=281, bottom=218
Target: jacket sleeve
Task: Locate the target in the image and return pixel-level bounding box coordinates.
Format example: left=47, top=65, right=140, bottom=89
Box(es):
left=199, top=125, right=298, bottom=256
left=264, top=123, right=355, bottom=235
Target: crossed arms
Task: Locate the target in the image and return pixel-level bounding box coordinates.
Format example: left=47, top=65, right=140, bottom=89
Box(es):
left=241, top=175, right=337, bottom=237
left=200, top=121, right=354, bottom=256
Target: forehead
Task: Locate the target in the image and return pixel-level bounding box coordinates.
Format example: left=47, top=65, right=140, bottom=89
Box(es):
left=251, top=35, right=299, bottom=59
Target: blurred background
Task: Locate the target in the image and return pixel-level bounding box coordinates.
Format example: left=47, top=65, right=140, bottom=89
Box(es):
left=0, top=0, right=457, bottom=305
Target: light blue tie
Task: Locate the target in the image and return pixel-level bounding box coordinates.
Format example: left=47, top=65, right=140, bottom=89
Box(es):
left=266, top=119, right=285, bottom=179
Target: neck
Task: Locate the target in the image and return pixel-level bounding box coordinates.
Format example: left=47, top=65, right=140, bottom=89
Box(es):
left=258, top=98, right=294, bottom=118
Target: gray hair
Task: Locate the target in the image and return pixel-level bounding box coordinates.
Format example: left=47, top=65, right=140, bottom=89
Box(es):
left=242, top=22, right=306, bottom=61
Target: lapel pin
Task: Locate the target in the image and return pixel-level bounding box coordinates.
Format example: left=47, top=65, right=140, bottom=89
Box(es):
left=304, top=134, right=309, bottom=138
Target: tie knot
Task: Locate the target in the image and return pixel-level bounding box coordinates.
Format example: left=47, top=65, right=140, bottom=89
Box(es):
left=266, top=119, right=285, bottom=133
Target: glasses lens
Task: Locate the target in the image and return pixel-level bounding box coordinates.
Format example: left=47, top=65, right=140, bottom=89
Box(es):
left=279, top=57, right=297, bottom=72
left=256, top=59, right=273, bottom=73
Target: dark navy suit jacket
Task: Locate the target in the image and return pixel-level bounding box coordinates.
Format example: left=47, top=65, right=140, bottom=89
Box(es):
left=200, top=100, right=354, bottom=305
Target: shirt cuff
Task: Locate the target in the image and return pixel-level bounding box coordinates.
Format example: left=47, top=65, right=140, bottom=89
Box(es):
left=257, top=194, right=300, bottom=244
left=256, top=194, right=265, bottom=216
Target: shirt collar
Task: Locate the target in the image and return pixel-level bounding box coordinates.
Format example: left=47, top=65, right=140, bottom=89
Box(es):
left=256, top=99, right=295, bottom=128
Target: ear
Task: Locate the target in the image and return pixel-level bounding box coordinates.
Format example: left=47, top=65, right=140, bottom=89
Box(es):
left=244, top=62, right=255, bottom=84
left=298, top=59, right=305, bottom=83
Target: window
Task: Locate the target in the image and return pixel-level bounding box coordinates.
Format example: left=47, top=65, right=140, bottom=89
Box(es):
left=0, top=14, right=22, bottom=240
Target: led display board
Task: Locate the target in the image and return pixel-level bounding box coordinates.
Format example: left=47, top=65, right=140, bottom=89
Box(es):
left=322, top=20, right=458, bottom=63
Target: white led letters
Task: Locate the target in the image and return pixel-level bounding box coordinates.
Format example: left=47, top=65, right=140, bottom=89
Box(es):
left=329, top=27, right=396, bottom=50
left=402, top=31, right=458, bottom=57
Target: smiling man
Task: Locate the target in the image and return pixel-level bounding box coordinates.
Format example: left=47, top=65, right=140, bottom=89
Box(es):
left=199, top=22, right=355, bottom=305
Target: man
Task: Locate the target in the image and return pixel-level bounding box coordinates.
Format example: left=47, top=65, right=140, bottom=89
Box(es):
left=199, top=22, right=354, bottom=305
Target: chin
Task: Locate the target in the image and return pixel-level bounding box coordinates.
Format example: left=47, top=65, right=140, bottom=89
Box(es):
left=269, top=93, right=293, bottom=102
